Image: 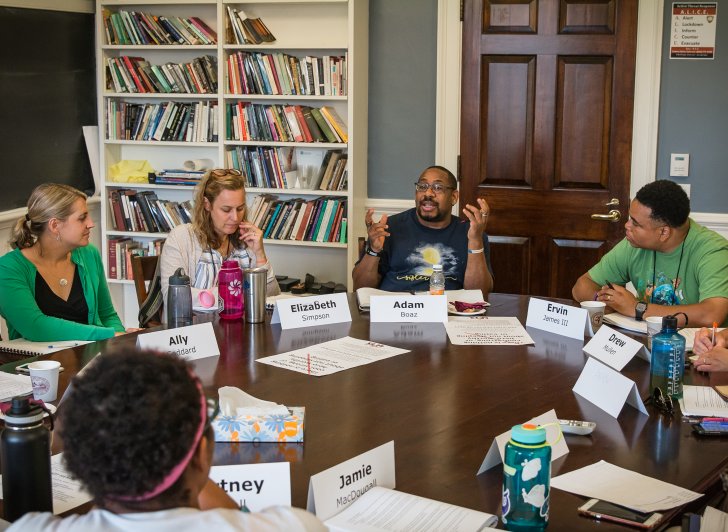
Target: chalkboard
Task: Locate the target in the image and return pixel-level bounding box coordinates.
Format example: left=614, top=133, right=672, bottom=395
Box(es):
left=0, top=7, right=96, bottom=212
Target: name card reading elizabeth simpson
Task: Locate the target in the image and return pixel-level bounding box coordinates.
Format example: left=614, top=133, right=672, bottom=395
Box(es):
left=271, top=292, right=351, bottom=329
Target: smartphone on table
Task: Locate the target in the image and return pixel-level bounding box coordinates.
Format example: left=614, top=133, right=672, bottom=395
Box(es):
left=578, top=499, right=663, bottom=529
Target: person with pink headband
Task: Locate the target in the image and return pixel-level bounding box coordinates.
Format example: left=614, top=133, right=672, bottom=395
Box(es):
left=6, top=349, right=324, bottom=531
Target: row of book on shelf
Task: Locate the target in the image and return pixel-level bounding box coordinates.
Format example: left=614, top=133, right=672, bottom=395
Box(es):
left=108, top=189, right=192, bottom=234
left=148, top=169, right=205, bottom=186
left=227, top=51, right=346, bottom=97
left=227, top=103, right=346, bottom=144
left=106, top=55, right=218, bottom=95
left=225, top=8, right=275, bottom=45
left=225, top=146, right=347, bottom=192
left=107, top=100, right=218, bottom=142
left=102, top=9, right=217, bottom=46
left=250, top=195, right=347, bottom=244
left=107, top=238, right=165, bottom=280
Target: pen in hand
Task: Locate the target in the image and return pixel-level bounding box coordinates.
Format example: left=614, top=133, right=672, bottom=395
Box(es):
left=711, top=321, right=718, bottom=347
left=606, top=282, right=615, bottom=290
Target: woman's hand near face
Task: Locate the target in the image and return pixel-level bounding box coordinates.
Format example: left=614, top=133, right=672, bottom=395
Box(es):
left=239, top=221, right=267, bottom=264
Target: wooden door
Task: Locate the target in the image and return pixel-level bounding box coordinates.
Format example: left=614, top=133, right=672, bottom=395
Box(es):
left=460, top=0, right=638, bottom=298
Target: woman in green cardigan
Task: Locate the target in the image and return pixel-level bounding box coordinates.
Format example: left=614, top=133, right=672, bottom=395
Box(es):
left=0, top=184, right=127, bottom=341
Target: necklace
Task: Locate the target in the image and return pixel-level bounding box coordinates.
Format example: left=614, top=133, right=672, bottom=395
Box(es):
left=59, top=278, right=68, bottom=287
left=651, top=228, right=688, bottom=304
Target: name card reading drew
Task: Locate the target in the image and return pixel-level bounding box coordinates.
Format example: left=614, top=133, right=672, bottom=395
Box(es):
left=136, top=322, right=219, bottom=361
left=526, top=297, right=588, bottom=340
left=307, top=440, right=395, bottom=521
left=271, top=293, right=351, bottom=330
left=370, top=294, right=447, bottom=323
left=583, top=325, right=644, bottom=371
left=209, top=462, right=290, bottom=512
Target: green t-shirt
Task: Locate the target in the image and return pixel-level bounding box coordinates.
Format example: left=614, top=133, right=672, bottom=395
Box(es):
left=589, top=220, right=728, bottom=325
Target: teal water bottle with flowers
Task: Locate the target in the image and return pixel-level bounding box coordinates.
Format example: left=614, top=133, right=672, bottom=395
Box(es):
left=502, top=423, right=551, bottom=530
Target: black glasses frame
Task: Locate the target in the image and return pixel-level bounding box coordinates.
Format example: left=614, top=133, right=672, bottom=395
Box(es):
left=414, top=182, right=455, bottom=194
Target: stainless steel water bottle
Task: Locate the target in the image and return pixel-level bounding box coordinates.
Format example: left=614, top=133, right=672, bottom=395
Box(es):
left=244, top=266, right=268, bottom=323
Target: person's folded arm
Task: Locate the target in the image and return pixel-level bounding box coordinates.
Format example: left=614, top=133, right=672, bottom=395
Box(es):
left=572, top=273, right=601, bottom=302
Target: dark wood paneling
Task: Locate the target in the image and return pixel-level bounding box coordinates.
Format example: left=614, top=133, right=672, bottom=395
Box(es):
left=549, top=238, right=609, bottom=297
left=560, top=0, right=615, bottom=34
left=483, top=0, right=537, bottom=33
left=488, top=235, right=531, bottom=294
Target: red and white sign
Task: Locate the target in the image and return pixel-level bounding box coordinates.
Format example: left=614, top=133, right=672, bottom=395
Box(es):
left=670, top=2, right=718, bottom=59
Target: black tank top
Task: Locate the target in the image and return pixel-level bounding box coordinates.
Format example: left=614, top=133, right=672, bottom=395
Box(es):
left=34, top=267, right=89, bottom=325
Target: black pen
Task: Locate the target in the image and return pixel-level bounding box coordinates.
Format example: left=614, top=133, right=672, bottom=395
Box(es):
left=606, top=282, right=615, bottom=289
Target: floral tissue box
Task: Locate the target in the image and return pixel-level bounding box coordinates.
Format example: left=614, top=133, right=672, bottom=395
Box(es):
left=212, top=407, right=305, bottom=443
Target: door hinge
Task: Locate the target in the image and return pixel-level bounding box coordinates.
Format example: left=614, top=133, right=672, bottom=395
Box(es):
left=460, top=0, right=464, bottom=22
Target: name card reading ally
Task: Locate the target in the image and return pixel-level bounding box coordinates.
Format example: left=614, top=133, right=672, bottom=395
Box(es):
left=583, top=325, right=644, bottom=371
left=370, top=294, right=447, bottom=324
left=209, top=462, right=290, bottom=512
left=136, top=322, right=219, bottom=361
left=271, top=293, right=351, bottom=330
left=477, top=409, right=569, bottom=474
left=526, top=297, right=588, bottom=341
left=573, top=357, right=648, bottom=418
left=307, top=440, right=395, bottom=521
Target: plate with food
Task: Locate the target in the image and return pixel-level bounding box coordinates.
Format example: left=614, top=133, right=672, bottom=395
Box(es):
left=448, top=301, right=488, bottom=316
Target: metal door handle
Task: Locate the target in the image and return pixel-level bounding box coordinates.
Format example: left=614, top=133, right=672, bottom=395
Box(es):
left=591, top=210, right=621, bottom=222
left=605, top=198, right=620, bottom=207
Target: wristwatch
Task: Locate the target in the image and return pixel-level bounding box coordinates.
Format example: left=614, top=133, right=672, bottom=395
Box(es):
left=364, top=241, right=381, bottom=257
left=635, top=301, right=648, bottom=321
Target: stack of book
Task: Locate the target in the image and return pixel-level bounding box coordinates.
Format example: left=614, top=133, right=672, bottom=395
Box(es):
left=227, top=103, right=346, bottom=144
left=148, top=169, right=206, bottom=186
left=107, top=189, right=193, bottom=233
left=106, top=55, right=217, bottom=94
left=107, top=238, right=165, bottom=280
left=102, top=9, right=217, bottom=45
left=225, top=8, right=275, bottom=45
left=106, top=100, right=218, bottom=142
left=227, top=51, right=346, bottom=96
left=249, top=195, right=347, bottom=243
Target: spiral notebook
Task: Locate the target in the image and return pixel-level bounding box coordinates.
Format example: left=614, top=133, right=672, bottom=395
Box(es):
left=0, top=339, right=91, bottom=357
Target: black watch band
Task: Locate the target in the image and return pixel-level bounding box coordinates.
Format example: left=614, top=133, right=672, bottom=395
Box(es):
left=365, top=241, right=381, bottom=257
left=635, top=302, right=647, bottom=321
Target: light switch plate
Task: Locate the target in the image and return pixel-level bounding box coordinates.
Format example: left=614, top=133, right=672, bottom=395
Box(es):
left=670, top=153, right=689, bottom=177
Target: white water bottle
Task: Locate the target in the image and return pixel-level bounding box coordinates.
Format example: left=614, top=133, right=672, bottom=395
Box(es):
left=429, top=264, right=445, bottom=295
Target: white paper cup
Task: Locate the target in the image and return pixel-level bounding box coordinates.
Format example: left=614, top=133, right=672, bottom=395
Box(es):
left=581, top=301, right=606, bottom=332
left=28, top=360, right=61, bottom=402
left=646, top=316, right=663, bottom=350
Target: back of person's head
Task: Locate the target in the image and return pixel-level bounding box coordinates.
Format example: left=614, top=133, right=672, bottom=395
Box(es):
left=59, top=349, right=207, bottom=508
left=192, top=168, right=247, bottom=249
left=10, top=183, right=86, bottom=249
left=422, top=165, right=457, bottom=189
left=635, top=179, right=690, bottom=228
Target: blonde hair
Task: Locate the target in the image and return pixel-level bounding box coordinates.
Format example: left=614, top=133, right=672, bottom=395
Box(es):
left=11, top=184, right=87, bottom=249
left=192, top=169, right=247, bottom=250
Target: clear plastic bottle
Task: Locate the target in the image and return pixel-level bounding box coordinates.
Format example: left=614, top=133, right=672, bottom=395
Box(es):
left=650, top=314, right=686, bottom=399
left=429, top=264, right=445, bottom=295
left=167, top=267, right=192, bottom=328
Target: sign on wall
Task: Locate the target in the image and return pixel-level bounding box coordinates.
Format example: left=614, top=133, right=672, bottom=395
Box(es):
left=670, top=2, right=718, bottom=59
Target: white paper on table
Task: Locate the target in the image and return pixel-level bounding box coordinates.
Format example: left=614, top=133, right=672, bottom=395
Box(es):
left=445, top=316, right=534, bottom=346
left=0, top=372, right=33, bottom=402
left=0, top=454, right=93, bottom=514
left=256, top=336, right=409, bottom=376
left=551, top=460, right=702, bottom=513
left=602, top=313, right=648, bottom=334
left=678, top=385, right=728, bottom=417
left=324, top=486, right=499, bottom=532
left=701, top=506, right=728, bottom=532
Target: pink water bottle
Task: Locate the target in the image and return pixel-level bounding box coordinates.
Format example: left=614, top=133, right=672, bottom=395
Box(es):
left=218, top=260, right=243, bottom=320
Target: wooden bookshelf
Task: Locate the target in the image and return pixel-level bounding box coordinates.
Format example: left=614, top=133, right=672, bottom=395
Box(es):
left=96, top=0, right=368, bottom=325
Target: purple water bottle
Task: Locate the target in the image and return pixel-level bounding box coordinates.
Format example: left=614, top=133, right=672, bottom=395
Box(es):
left=218, top=260, right=243, bottom=320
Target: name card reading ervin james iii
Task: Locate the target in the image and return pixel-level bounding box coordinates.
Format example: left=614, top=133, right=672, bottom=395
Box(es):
left=272, top=292, right=352, bottom=329
left=526, top=297, right=589, bottom=340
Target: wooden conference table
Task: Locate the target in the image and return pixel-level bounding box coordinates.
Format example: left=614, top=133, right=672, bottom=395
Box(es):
left=2, top=293, right=727, bottom=530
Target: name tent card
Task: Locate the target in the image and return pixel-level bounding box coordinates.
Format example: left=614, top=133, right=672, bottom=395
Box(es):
left=583, top=325, right=644, bottom=371
left=573, top=357, right=648, bottom=418
left=271, top=293, right=351, bottom=330
left=477, top=409, right=569, bottom=474
left=209, top=462, right=290, bottom=512
left=307, top=440, right=395, bottom=521
left=136, top=322, right=219, bottom=361
left=370, top=294, right=447, bottom=323
left=526, top=297, right=588, bottom=341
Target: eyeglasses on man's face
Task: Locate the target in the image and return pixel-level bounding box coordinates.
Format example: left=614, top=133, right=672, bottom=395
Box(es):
left=414, top=182, right=455, bottom=194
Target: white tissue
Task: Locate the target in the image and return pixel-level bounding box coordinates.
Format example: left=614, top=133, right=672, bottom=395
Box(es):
left=218, top=386, right=289, bottom=417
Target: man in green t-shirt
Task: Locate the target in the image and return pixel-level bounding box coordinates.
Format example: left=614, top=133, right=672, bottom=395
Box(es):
left=572, top=180, right=728, bottom=327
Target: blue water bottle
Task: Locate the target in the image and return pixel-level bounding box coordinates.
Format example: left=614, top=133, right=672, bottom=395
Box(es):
left=502, top=423, right=551, bottom=530
left=650, top=313, right=686, bottom=399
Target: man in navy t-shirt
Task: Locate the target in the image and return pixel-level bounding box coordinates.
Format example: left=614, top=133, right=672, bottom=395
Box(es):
left=352, top=166, right=493, bottom=294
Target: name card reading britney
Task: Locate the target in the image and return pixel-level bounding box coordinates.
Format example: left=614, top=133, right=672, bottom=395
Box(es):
left=370, top=294, right=447, bottom=323
left=136, top=322, right=219, bottom=361
left=525, top=297, right=588, bottom=340
left=271, top=292, right=351, bottom=330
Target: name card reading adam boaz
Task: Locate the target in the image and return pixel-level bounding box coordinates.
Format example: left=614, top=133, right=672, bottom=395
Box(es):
left=136, top=322, right=219, bottom=361
left=370, top=294, right=447, bottom=323
left=272, top=292, right=351, bottom=330
left=526, top=297, right=588, bottom=340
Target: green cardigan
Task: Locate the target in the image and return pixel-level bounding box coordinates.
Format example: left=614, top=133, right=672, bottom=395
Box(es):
left=0, top=245, right=125, bottom=341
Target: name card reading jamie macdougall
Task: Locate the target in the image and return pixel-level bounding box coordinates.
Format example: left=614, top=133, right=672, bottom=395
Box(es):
left=307, top=440, right=395, bottom=521
left=525, top=297, right=588, bottom=340
left=370, top=294, right=447, bottom=323
left=208, top=462, right=291, bottom=512
left=271, top=293, right=351, bottom=330
left=583, top=325, right=644, bottom=372
left=136, top=322, right=219, bottom=361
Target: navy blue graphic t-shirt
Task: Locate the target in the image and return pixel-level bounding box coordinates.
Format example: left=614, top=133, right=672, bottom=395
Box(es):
left=376, top=208, right=491, bottom=292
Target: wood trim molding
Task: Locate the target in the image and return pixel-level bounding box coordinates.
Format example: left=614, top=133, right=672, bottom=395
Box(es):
left=0, top=1, right=94, bottom=13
